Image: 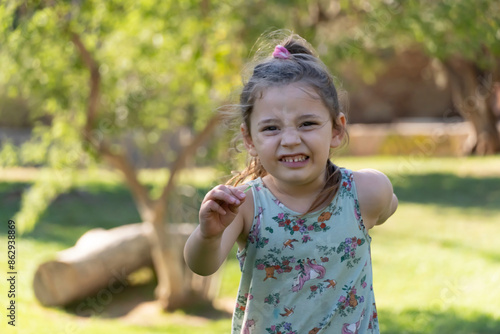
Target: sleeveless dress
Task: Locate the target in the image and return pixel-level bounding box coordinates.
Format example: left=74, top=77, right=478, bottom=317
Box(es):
left=232, top=168, right=379, bottom=334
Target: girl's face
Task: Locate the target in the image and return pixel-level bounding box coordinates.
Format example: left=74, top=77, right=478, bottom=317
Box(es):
left=242, top=83, right=345, bottom=190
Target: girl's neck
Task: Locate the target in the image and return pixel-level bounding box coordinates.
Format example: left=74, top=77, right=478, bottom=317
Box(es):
left=262, top=174, right=326, bottom=214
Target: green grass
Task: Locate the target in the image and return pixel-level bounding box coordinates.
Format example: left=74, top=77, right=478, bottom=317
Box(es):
left=1, top=157, right=500, bottom=333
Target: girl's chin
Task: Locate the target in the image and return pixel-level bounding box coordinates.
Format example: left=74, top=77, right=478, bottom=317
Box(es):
left=271, top=171, right=325, bottom=188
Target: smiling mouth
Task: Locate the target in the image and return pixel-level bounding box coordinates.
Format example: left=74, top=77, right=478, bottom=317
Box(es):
left=280, top=155, right=309, bottom=163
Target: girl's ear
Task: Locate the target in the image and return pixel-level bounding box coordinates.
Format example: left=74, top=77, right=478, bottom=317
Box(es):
left=241, top=123, right=258, bottom=157
left=330, top=113, right=347, bottom=148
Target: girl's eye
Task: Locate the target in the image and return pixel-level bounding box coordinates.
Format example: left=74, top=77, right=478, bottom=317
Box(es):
left=300, top=121, right=318, bottom=128
left=262, top=126, right=278, bottom=132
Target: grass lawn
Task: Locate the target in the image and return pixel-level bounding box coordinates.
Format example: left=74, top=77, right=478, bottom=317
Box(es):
left=1, top=156, right=500, bottom=333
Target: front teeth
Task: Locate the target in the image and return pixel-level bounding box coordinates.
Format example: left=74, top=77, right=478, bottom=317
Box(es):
left=283, top=156, right=306, bottom=162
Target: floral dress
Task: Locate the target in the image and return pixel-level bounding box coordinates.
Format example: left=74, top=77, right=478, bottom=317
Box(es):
left=232, top=168, right=379, bottom=334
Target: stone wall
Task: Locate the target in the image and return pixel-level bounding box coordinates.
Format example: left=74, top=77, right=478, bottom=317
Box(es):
left=339, top=49, right=458, bottom=124
left=344, top=121, right=500, bottom=156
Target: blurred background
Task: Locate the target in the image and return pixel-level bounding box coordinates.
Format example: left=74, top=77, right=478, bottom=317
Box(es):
left=0, top=1, right=499, bottom=333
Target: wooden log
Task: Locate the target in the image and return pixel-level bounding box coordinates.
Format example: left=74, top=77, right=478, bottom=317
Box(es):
left=33, top=223, right=220, bottom=309
left=33, top=223, right=152, bottom=307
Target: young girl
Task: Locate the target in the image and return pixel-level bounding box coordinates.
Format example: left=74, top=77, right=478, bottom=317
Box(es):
left=184, top=33, right=398, bottom=334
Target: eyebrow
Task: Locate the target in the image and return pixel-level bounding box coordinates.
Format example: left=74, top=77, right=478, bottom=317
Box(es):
left=297, top=114, right=325, bottom=121
left=257, top=118, right=280, bottom=127
left=256, top=114, right=326, bottom=127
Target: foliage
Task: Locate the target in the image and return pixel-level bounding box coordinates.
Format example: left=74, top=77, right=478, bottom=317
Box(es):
left=3, top=0, right=245, bottom=131
left=0, top=0, right=251, bottom=232
left=0, top=139, right=18, bottom=166
left=0, top=0, right=320, bottom=233
left=322, top=0, right=500, bottom=71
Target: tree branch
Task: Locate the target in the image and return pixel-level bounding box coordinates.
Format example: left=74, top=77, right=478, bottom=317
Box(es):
left=152, top=112, right=223, bottom=224
left=100, top=146, right=154, bottom=221
left=68, top=29, right=154, bottom=221
left=69, top=31, right=100, bottom=138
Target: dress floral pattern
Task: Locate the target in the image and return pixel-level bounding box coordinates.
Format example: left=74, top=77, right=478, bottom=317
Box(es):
left=233, top=169, right=379, bottom=334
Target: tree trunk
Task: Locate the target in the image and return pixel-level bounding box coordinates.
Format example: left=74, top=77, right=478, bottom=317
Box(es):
left=147, top=113, right=223, bottom=311
left=70, top=27, right=224, bottom=311
left=144, top=220, right=188, bottom=311
left=443, top=58, right=500, bottom=155
left=146, top=223, right=221, bottom=311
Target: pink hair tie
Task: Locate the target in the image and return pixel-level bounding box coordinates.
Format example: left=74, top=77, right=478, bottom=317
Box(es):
left=272, top=45, right=291, bottom=59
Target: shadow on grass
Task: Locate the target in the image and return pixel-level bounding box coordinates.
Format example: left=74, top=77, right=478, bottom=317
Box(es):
left=64, top=280, right=157, bottom=318
left=64, top=278, right=231, bottom=321
left=0, top=180, right=210, bottom=247
left=0, top=181, right=28, bottom=226
left=379, top=308, right=500, bottom=334
left=0, top=182, right=142, bottom=246
left=391, top=173, right=500, bottom=212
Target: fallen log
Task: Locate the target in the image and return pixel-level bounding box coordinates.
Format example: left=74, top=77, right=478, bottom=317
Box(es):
left=33, top=223, right=220, bottom=309
left=33, top=223, right=152, bottom=307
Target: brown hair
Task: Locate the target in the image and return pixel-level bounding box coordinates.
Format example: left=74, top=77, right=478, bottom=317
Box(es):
left=228, top=33, right=347, bottom=214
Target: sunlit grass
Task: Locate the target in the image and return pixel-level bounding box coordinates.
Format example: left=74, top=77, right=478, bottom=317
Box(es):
left=0, top=156, right=499, bottom=333
left=372, top=203, right=500, bottom=333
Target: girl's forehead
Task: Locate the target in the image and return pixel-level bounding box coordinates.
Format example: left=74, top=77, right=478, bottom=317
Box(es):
left=252, top=84, right=330, bottom=120
left=257, top=83, right=320, bottom=101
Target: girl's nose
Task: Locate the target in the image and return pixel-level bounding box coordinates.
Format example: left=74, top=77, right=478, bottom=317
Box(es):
left=281, top=127, right=301, bottom=147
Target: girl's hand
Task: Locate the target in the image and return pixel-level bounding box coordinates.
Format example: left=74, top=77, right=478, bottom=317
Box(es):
left=199, top=185, right=247, bottom=240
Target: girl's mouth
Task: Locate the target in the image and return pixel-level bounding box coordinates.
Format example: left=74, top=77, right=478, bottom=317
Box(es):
left=279, top=155, right=309, bottom=164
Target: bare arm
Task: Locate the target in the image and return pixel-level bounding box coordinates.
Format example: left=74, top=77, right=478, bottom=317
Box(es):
left=184, top=185, right=248, bottom=276
left=353, top=169, right=398, bottom=229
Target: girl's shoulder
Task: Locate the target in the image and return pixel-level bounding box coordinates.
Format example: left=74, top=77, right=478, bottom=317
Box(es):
left=351, top=168, right=390, bottom=186
left=352, top=169, right=398, bottom=229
